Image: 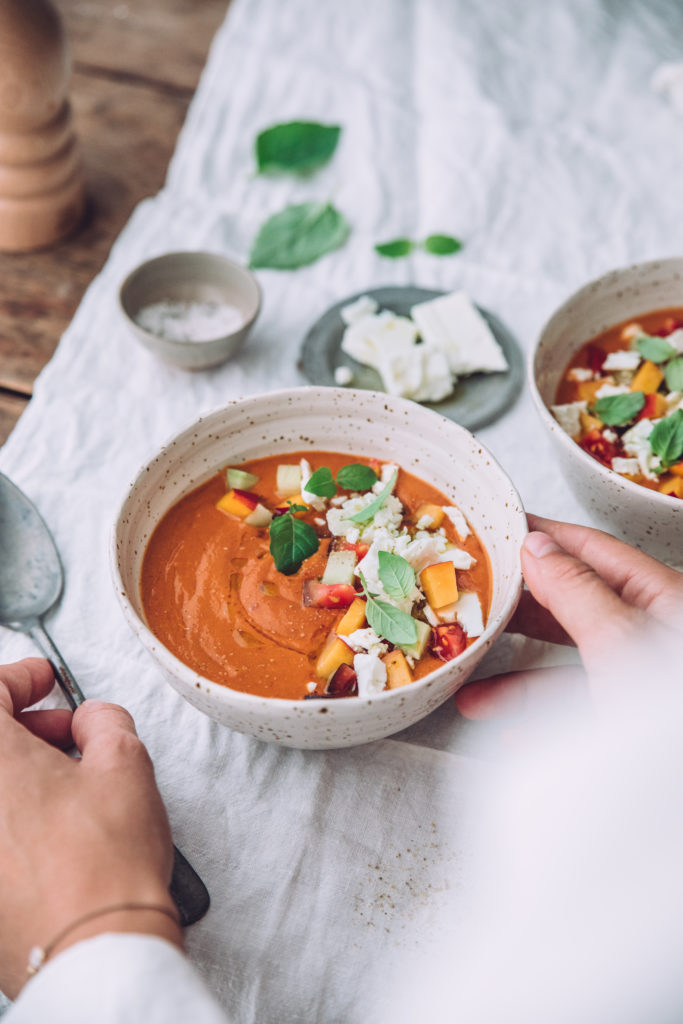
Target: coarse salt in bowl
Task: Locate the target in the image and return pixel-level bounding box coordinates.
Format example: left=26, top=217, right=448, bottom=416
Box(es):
left=112, top=387, right=526, bottom=749
left=119, top=251, right=261, bottom=371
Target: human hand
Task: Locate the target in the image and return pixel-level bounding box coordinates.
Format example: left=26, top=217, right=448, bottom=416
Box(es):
left=455, top=515, right=683, bottom=720
left=0, top=658, right=181, bottom=999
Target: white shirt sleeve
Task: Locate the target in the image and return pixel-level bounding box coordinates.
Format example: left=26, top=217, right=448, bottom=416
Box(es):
left=6, top=933, right=230, bottom=1024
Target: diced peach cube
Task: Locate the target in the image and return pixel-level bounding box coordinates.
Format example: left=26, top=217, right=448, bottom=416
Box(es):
left=384, top=650, right=413, bottom=690
left=316, top=637, right=354, bottom=680
left=420, top=562, right=458, bottom=610
left=670, top=462, right=683, bottom=478
left=579, top=409, right=602, bottom=433
left=578, top=378, right=610, bottom=402
left=414, top=503, right=445, bottom=528
left=336, top=597, right=366, bottom=636
left=215, top=489, right=259, bottom=519
left=630, top=360, right=663, bottom=394
left=658, top=476, right=683, bottom=498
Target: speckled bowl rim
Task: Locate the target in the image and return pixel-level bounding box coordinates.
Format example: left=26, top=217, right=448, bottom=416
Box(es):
left=110, top=387, right=526, bottom=714
left=118, top=251, right=262, bottom=350
left=529, top=256, right=683, bottom=509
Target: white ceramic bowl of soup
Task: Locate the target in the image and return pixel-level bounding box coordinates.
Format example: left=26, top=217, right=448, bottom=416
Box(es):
left=112, top=387, right=526, bottom=749
left=531, top=257, right=683, bottom=565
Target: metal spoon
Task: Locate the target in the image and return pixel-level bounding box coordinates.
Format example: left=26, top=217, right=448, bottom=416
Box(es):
left=0, top=471, right=209, bottom=927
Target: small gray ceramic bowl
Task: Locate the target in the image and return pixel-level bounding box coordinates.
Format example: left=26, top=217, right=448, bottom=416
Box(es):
left=531, top=256, right=683, bottom=564
left=119, top=251, right=261, bottom=371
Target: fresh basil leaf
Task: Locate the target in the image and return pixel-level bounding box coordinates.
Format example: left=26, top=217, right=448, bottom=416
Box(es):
left=250, top=201, right=350, bottom=270
left=423, top=233, right=463, bottom=256
left=635, top=334, right=676, bottom=364
left=592, top=391, right=646, bottom=426
left=374, top=238, right=415, bottom=259
left=649, top=409, right=683, bottom=468
left=304, top=466, right=336, bottom=498
left=284, top=504, right=308, bottom=513
left=377, top=551, right=415, bottom=601
left=664, top=357, right=683, bottom=392
left=366, top=598, right=418, bottom=646
left=255, top=121, right=341, bottom=175
left=269, top=513, right=319, bottom=574
left=336, top=463, right=378, bottom=491
left=348, top=471, right=397, bottom=524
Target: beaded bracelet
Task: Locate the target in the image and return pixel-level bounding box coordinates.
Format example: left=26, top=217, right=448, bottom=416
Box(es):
left=26, top=902, right=181, bottom=977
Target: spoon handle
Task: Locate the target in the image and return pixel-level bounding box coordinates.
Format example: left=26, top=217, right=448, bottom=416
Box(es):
left=24, top=618, right=210, bottom=927
left=27, top=619, right=86, bottom=708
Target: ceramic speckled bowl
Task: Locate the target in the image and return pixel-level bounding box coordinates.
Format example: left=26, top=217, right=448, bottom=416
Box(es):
left=111, top=387, right=526, bottom=749
left=531, top=257, right=683, bottom=565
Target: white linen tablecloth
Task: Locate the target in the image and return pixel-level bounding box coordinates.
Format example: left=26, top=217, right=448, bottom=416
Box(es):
left=2, top=0, right=682, bottom=1018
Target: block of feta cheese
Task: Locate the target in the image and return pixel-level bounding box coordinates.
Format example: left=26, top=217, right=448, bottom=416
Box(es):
left=666, top=329, right=683, bottom=354
left=594, top=383, right=630, bottom=400
left=334, top=365, right=353, bottom=386
left=341, top=310, right=417, bottom=368
left=340, top=294, right=379, bottom=326
left=453, top=592, right=484, bottom=638
left=551, top=401, right=587, bottom=440
left=354, top=652, right=387, bottom=697
left=611, top=457, right=640, bottom=475
left=410, top=290, right=509, bottom=375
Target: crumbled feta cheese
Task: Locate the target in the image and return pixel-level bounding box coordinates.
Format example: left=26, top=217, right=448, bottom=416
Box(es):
left=346, top=527, right=360, bottom=544
left=346, top=628, right=389, bottom=658
left=665, top=391, right=683, bottom=414
left=314, top=516, right=326, bottom=526
left=611, top=457, right=640, bottom=475
left=300, top=457, right=326, bottom=511
left=329, top=495, right=346, bottom=507
left=455, top=592, right=484, bottom=638
left=306, top=681, right=317, bottom=693
left=416, top=514, right=434, bottom=529
left=567, top=367, right=594, bottom=382
left=620, top=322, right=643, bottom=342
left=442, top=504, right=471, bottom=539
left=410, top=291, right=509, bottom=375
left=602, top=350, right=641, bottom=372
left=622, top=418, right=654, bottom=451
left=551, top=401, right=587, bottom=440
left=666, top=329, right=683, bottom=354
left=340, top=294, right=379, bottom=326
left=334, top=365, right=354, bottom=386
left=594, top=383, right=630, bottom=400
left=326, top=508, right=356, bottom=537
left=354, top=653, right=387, bottom=697
left=603, top=429, right=618, bottom=443
left=435, top=546, right=477, bottom=570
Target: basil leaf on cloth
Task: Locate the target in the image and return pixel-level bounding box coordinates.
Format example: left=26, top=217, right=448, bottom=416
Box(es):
left=374, top=238, right=415, bottom=258
left=250, top=201, right=350, bottom=270
left=336, top=463, right=378, bottom=491
left=348, top=471, right=397, bottom=523
left=255, top=121, right=341, bottom=175
left=304, top=466, right=336, bottom=498
left=269, top=512, right=319, bottom=574
left=366, top=598, right=418, bottom=646
left=423, top=233, right=462, bottom=255
left=649, top=410, right=683, bottom=468
left=377, top=551, right=415, bottom=601
left=592, top=391, right=645, bottom=426
left=635, top=334, right=676, bottom=364
left=664, top=357, right=683, bottom=392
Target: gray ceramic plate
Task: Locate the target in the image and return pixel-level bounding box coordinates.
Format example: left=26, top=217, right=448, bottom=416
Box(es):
left=299, top=286, right=524, bottom=431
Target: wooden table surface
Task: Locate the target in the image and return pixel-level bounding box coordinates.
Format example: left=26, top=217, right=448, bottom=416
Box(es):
left=0, top=0, right=229, bottom=446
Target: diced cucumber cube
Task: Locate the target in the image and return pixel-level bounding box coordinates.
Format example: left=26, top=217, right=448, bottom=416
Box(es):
left=244, top=503, right=272, bottom=528
left=321, top=549, right=357, bottom=585
left=399, top=619, right=430, bottom=660
left=227, top=467, right=260, bottom=490
left=276, top=464, right=302, bottom=496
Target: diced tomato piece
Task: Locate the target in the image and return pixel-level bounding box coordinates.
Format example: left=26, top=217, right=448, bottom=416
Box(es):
left=326, top=663, right=358, bottom=697
left=637, top=393, right=658, bottom=421
left=579, top=429, right=624, bottom=468
left=586, top=344, right=607, bottom=373
left=431, top=623, right=467, bottom=662
left=302, top=581, right=357, bottom=609
left=330, top=537, right=370, bottom=558
left=655, top=317, right=682, bottom=337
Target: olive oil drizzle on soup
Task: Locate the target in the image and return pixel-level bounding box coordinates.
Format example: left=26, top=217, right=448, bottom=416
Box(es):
left=140, top=452, right=491, bottom=700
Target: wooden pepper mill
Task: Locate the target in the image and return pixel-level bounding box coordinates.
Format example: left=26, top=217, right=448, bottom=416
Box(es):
left=0, top=0, right=85, bottom=251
